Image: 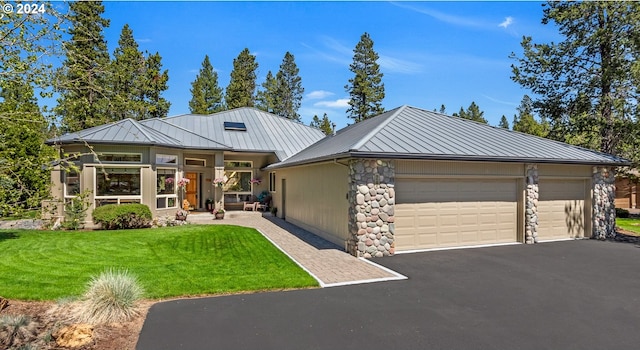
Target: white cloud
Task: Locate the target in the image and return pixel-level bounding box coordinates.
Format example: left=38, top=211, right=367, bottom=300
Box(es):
left=499, top=17, right=514, bottom=29
left=306, top=90, right=335, bottom=100
left=314, top=98, right=350, bottom=108
left=392, top=2, right=485, bottom=28
left=379, top=55, right=423, bottom=74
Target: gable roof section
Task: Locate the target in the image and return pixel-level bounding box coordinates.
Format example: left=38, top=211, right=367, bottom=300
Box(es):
left=268, top=105, right=628, bottom=168
left=49, top=118, right=184, bottom=148
left=48, top=108, right=325, bottom=160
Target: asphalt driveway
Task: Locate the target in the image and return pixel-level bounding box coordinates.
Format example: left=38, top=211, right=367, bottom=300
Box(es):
left=137, top=240, right=640, bottom=350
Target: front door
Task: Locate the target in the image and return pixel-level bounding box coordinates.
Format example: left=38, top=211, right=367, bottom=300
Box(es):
left=186, top=172, right=198, bottom=210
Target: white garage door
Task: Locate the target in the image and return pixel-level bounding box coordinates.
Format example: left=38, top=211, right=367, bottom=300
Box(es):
left=537, top=179, right=586, bottom=241
left=395, top=179, right=518, bottom=251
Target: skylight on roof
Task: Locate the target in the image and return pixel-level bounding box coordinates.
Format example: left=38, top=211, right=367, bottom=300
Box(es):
left=224, top=121, right=247, bottom=131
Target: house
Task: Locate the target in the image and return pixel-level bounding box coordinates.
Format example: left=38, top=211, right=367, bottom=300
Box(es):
left=47, top=106, right=627, bottom=257
left=615, top=169, right=638, bottom=209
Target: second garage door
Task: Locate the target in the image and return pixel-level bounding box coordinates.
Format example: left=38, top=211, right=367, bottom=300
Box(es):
left=537, top=179, right=587, bottom=241
left=395, top=179, right=518, bottom=251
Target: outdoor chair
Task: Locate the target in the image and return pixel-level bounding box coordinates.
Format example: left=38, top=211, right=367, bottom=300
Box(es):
left=243, top=202, right=257, bottom=211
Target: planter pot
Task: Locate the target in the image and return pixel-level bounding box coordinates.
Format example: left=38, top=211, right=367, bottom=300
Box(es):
left=176, top=214, right=187, bottom=221
left=214, top=212, right=225, bottom=220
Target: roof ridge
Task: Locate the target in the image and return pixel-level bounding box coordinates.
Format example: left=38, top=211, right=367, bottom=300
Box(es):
left=349, top=105, right=407, bottom=151
left=123, top=118, right=161, bottom=143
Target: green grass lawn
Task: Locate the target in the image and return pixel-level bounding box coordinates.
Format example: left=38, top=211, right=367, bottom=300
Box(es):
left=616, top=217, right=640, bottom=236
left=0, top=225, right=318, bottom=300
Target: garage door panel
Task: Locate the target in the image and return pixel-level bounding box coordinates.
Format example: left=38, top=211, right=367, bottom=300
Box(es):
left=537, top=180, right=586, bottom=240
left=396, top=179, right=518, bottom=250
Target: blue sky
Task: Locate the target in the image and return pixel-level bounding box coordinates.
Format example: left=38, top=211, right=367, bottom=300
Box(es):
left=92, top=1, right=558, bottom=129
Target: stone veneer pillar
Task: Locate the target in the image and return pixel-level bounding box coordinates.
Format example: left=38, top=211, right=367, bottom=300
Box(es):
left=347, top=159, right=395, bottom=258
left=525, top=164, right=539, bottom=244
left=592, top=166, right=616, bottom=240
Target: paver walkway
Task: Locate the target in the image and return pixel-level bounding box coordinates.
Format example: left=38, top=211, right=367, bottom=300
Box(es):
left=186, top=211, right=405, bottom=287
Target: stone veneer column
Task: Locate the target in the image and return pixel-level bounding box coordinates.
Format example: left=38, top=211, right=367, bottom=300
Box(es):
left=347, top=159, right=395, bottom=258
left=525, top=164, right=539, bottom=244
left=592, top=166, right=616, bottom=240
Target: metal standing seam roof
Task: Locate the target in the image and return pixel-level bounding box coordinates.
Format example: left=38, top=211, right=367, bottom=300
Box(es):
left=267, top=105, right=629, bottom=169
left=47, top=108, right=326, bottom=160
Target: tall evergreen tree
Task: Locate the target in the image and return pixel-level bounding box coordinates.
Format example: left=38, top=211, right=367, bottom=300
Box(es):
left=275, top=52, right=304, bottom=121
left=512, top=95, right=548, bottom=137
left=111, top=24, right=145, bottom=120
left=498, top=115, right=510, bottom=129
left=141, top=52, right=170, bottom=119
left=439, top=104, right=446, bottom=114
left=345, top=32, right=385, bottom=122
left=225, top=48, right=258, bottom=109
left=309, top=113, right=334, bottom=135
left=256, top=71, right=278, bottom=114
left=511, top=1, right=640, bottom=163
left=189, top=55, right=224, bottom=114
left=55, top=0, right=111, bottom=132
left=452, top=102, right=488, bottom=124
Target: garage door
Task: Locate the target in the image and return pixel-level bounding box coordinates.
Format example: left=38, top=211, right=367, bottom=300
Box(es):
left=395, top=179, right=518, bottom=251
left=537, top=179, right=586, bottom=240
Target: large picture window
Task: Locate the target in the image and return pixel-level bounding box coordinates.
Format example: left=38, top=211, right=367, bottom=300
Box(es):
left=96, top=168, right=141, bottom=196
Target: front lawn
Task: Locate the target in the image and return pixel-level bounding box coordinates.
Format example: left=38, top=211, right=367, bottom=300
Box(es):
left=616, top=217, right=640, bottom=236
left=0, top=225, right=318, bottom=300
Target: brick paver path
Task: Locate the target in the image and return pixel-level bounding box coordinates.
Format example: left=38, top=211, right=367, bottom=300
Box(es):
left=187, top=211, right=405, bottom=287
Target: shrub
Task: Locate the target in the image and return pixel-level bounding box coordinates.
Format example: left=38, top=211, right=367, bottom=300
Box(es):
left=61, top=190, right=92, bottom=230
left=92, top=203, right=152, bottom=230
left=0, top=314, right=39, bottom=348
left=74, top=269, right=144, bottom=325
left=616, top=208, right=630, bottom=218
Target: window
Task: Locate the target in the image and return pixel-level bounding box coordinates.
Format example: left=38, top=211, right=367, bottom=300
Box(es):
left=156, top=154, right=177, bottom=164
left=185, top=158, right=206, bottom=166
left=269, top=172, right=276, bottom=192
left=223, top=121, right=247, bottom=131
left=96, top=153, right=142, bottom=163
left=225, top=161, right=252, bottom=168
left=65, top=171, right=80, bottom=197
left=156, top=169, right=177, bottom=209
left=223, top=171, right=252, bottom=192
left=96, top=167, right=141, bottom=196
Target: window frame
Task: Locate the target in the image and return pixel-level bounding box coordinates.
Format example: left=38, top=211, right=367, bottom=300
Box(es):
left=223, top=160, right=253, bottom=203
left=185, top=157, right=206, bottom=167
left=64, top=170, right=81, bottom=198
left=156, top=154, right=178, bottom=165
left=93, top=166, right=143, bottom=204
left=156, top=168, right=178, bottom=209
left=269, top=172, right=276, bottom=192
left=95, top=152, right=142, bottom=163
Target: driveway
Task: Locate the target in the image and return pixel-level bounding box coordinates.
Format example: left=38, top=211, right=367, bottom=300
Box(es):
left=137, top=240, right=640, bottom=350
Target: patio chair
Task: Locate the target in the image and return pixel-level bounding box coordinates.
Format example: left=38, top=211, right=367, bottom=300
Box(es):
left=243, top=202, right=257, bottom=211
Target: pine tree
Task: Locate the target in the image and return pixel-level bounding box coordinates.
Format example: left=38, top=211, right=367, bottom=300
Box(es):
left=111, top=24, right=145, bottom=120
left=439, top=104, right=446, bottom=114
left=452, top=102, right=488, bottom=124
left=225, top=48, right=258, bottom=109
left=498, top=115, right=510, bottom=129
left=55, top=0, right=112, bottom=132
left=275, top=52, right=304, bottom=121
left=189, top=55, right=224, bottom=114
left=512, top=95, right=548, bottom=137
left=256, top=71, right=278, bottom=114
left=141, top=52, right=170, bottom=119
left=511, top=1, right=640, bottom=162
left=309, top=113, right=334, bottom=135
left=345, top=32, right=385, bottom=122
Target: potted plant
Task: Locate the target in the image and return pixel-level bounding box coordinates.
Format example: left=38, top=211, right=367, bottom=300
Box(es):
left=205, top=198, right=214, bottom=212
left=176, top=209, right=189, bottom=221
left=214, top=208, right=226, bottom=220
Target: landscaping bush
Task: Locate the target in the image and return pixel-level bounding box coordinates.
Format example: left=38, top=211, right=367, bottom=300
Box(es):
left=0, top=314, right=39, bottom=348
left=92, top=203, right=152, bottom=230
left=74, top=269, right=144, bottom=325
left=616, top=208, right=630, bottom=218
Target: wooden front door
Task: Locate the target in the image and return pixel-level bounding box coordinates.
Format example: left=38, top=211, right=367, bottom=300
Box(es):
left=185, top=172, right=198, bottom=209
